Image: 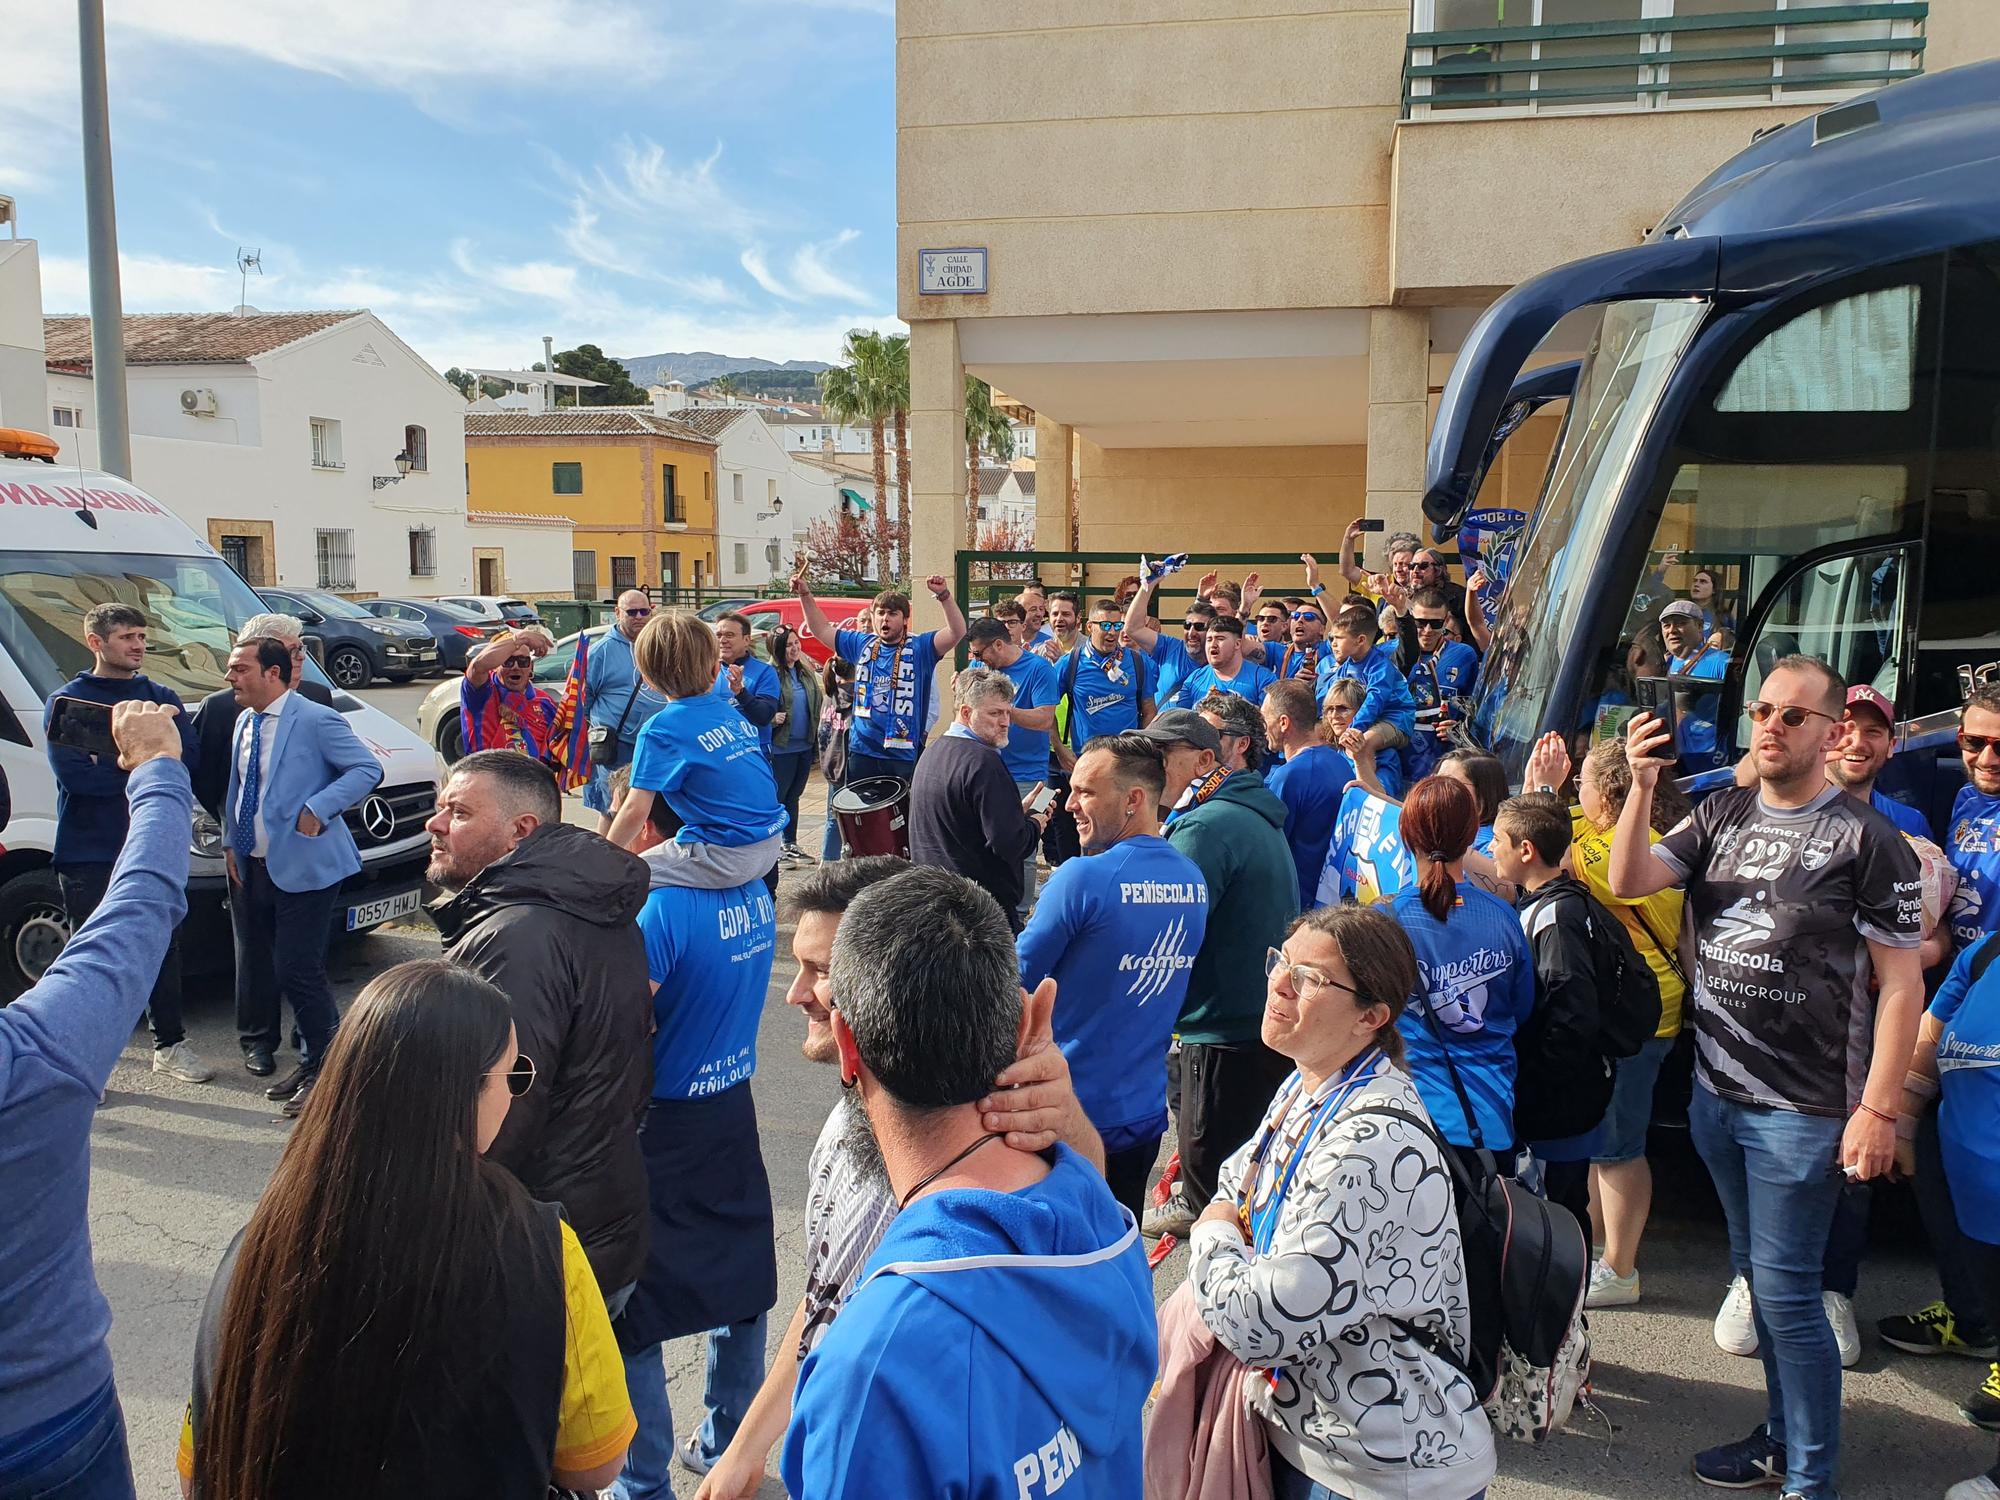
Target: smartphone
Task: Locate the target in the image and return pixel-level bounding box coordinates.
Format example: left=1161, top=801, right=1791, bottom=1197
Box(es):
left=48, top=696, right=117, bottom=758
left=1025, top=784, right=1057, bottom=816
left=1354, top=518, right=1386, bottom=533
left=1633, top=675, right=1680, bottom=742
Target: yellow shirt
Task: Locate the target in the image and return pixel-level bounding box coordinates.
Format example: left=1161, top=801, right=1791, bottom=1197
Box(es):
left=1570, top=809, right=1687, bottom=1039
left=178, top=1219, right=633, bottom=1484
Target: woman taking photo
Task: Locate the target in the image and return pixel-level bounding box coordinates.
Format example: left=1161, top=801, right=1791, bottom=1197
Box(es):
left=1189, top=904, right=1494, bottom=1500
left=177, top=961, right=633, bottom=1499
left=766, top=626, right=823, bottom=867
left=1394, top=775, right=1538, bottom=1165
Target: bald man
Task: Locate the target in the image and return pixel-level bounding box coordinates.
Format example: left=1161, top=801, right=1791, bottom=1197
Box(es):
left=582, top=589, right=670, bottom=831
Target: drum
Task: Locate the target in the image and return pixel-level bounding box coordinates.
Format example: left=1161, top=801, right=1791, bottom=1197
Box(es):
left=831, top=776, right=910, bottom=860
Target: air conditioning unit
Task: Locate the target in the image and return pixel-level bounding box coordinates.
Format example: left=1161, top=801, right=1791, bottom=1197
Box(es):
left=180, top=388, right=219, bottom=417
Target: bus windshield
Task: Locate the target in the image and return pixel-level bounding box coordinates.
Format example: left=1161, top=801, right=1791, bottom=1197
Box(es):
left=1467, top=297, right=1708, bottom=780
left=0, top=550, right=328, bottom=703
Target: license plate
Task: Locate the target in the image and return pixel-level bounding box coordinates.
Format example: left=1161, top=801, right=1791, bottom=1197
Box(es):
left=346, top=888, right=421, bottom=931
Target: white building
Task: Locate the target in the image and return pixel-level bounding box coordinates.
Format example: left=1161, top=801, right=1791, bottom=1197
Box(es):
left=977, top=467, right=1038, bottom=533
left=38, top=309, right=568, bottom=599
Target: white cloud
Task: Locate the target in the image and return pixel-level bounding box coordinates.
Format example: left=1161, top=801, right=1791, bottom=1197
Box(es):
left=448, top=240, right=579, bottom=303
left=39, top=254, right=237, bottom=314
left=739, top=247, right=799, bottom=302
left=788, top=230, right=869, bottom=303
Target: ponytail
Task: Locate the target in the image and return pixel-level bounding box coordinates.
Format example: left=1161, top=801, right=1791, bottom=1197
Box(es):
left=1399, top=775, right=1480, bottom=923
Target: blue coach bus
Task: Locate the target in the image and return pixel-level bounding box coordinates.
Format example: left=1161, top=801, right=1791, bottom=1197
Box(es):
left=1430, top=61, right=2000, bottom=827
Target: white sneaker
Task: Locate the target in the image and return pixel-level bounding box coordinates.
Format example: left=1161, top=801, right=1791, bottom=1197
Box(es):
left=1946, top=1476, right=2000, bottom=1500
left=1715, top=1274, right=1760, bottom=1356
left=152, top=1040, right=214, bottom=1083
left=1825, top=1290, right=1862, bottom=1369
left=1586, top=1259, right=1641, bottom=1309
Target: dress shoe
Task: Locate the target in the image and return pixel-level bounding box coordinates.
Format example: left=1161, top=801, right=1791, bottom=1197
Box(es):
left=279, top=1073, right=318, bottom=1119
left=243, top=1048, right=276, bottom=1078
left=264, top=1063, right=309, bottom=1101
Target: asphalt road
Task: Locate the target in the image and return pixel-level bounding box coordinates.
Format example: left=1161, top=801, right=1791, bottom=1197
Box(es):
left=84, top=677, right=2000, bottom=1499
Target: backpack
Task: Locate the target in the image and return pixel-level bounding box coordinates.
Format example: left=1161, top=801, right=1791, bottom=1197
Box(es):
left=1523, top=880, right=1663, bottom=1062
left=1386, top=1000, right=1593, bottom=1443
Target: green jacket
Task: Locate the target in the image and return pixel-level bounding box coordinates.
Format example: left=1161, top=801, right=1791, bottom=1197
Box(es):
left=1166, top=769, right=1299, bottom=1045
left=768, top=662, right=825, bottom=754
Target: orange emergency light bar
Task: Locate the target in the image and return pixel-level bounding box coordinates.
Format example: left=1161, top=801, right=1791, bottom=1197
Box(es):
left=0, top=427, right=61, bottom=461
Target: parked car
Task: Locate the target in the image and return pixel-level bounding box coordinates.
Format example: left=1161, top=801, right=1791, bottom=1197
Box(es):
left=730, top=597, right=873, bottom=666
left=433, top=594, right=541, bottom=628
left=255, top=586, right=440, bottom=689
left=420, top=627, right=602, bottom=762
left=363, top=596, right=494, bottom=673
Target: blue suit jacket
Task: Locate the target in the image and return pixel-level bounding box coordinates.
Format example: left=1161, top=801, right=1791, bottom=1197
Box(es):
left=227, top=693, right=383, bottom=893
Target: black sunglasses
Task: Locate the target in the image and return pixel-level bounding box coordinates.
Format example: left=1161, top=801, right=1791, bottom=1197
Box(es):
left=1182, top=620, right=1209, bottom=632
left=486, top=1054, right=537, bottom=1097
left=1960, top=732, right=2000, bottom=758
left=1413, top=616, right=1449, bottom=631
left=622, top=607, right=653, bottom=618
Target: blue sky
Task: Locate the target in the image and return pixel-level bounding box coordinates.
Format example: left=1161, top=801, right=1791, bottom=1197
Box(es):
left=7, top=0, right=899, bottom=370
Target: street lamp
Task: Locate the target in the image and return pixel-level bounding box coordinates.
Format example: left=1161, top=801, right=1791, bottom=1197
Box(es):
left=372, top=450, right=414, bottom=490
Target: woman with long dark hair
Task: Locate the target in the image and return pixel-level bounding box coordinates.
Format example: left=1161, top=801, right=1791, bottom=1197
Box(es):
left=766, top=626, right=824, bottom=867
left=1392, top=775, right=1537, bottom=1160
left=177, top=960, right=633, bottom=1499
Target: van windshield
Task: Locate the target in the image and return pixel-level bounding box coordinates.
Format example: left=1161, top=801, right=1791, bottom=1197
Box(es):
left=0, top=550, right=327, bottom=702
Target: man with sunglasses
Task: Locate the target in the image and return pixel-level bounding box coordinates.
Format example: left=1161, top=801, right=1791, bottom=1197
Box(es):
left=1050, top=601, right=1157, bottom=869
left=1947, top=684, right=2000, bottom=954
left=1610, top=657, right=1924, bottom=1500
left=1123, top=568, right=1213, bottom=706
left=460, top=623, right=561, bottom=761
left=579, top=590, right=670, bottom=830
left=1390, top=549, right=1476, bottom=668
left=1405, top=588, right=1479, bottom=778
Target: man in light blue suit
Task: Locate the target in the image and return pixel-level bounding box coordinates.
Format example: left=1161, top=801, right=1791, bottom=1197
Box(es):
left=223, top=636, right=382, bottom=1117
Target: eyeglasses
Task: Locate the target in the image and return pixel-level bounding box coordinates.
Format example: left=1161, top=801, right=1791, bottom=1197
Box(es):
left=486, top=1054, right=536, bottom=1097
left=1094, top=620, right=1125, bottom=634
left=1264, top=947, right=1366, bottom=1004
left=1258, top=614, right=1287, bottom=626
left=1413, top=616, right=1449, bottom=631
left=622, top=607, right=653, bottom=618
left=1960, top=732, right=2000, bottom=758
left=502, top=656, right=532, bottom=669
left=1745, top=700, right=1837, bottom=729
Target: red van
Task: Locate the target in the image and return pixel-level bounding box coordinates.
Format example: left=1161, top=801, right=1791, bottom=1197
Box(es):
left=729, top=597, right=876, bottom=666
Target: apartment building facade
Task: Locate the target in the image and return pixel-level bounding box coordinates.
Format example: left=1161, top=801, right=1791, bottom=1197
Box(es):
left=897, top=0, right=2000, bottom=599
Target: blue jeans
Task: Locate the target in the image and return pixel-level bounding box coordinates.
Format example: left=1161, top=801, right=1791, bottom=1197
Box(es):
left=1272, top=1453, right=1484, bottom=1500
left=0, top=1384, right=133, bottom=1500
left=612, top=1312, right=769, bottom=1499
left=1690, top=1086, right=1845, bottom=1499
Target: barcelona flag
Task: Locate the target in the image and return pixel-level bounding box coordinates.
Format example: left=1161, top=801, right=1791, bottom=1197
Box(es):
left=546, top=631, right=593, bottom=791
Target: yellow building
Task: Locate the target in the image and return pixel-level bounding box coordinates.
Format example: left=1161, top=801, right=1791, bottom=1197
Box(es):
left=465, top=409, right=720, bottom=598
left=897, top=0, right=2000, bottom=598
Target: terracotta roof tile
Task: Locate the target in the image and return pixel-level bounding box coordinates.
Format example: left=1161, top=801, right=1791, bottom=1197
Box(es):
left=464, top=409, right=717, bottom=445
left=43, top=311, right=359, bottom=370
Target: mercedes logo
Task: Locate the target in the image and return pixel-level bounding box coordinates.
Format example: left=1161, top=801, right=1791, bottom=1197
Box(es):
left=359, top=795, right=397, bottom=840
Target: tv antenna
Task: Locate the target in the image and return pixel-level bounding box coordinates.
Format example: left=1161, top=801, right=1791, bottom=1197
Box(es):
left=234, top=247, right=262, bottom=313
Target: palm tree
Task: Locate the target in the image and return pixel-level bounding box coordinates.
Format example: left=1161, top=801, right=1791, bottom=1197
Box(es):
left=709, top=374, right=741, bottom=400
left=964, top=377, right=1016, bottom=548
left=884, top=334, right=911, bottom=579
left=818, top=331, right=895, bottom=580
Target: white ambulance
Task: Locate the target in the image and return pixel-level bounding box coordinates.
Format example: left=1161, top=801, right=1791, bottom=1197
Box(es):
left=0, top=430, right=441, bottom=997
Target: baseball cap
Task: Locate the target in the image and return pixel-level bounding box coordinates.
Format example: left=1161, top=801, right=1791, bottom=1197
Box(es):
left=1659, top=599, right=1704, bottom=624
left=1134, top=709, right=1223, bottom=754
left=1846, top=684, right=1895, bottom=725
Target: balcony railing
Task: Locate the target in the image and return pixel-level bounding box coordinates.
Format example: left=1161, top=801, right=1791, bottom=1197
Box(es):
left=1404, top=2, right=1925, bottom=119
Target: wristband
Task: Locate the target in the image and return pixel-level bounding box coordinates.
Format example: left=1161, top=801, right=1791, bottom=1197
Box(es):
left=1856, top=1102, right=1898, bottom=1126
left=1905, top=1071, right=1940, bottom=1102
left=1309, top=584, right=1325, bottom=597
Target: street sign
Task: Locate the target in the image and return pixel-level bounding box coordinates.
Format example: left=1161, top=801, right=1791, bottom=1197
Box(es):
left=919, top=247, right=988, bottom=295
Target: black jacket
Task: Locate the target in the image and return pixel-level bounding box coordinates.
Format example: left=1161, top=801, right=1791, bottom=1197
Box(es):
left=430, top=822, right=656, bottom=1293
left=188, top=679, right=332, bottom=820
left=1513, top=875, right=1616, bottom=1144
left=908, top=731, right=1040, bottom=929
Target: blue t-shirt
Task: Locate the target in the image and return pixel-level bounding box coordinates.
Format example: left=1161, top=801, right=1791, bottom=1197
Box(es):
left=638, top=880, right=778, bottom=1099
left=582, top=628, right=669, bottom=753
left=1265, top=744, right=1355, bottom=908
left=1148, top=634, right=1202, bottom=706
left=630, top=693, right=786, bottom=847
left=1871, top=788, right=1930, bottom=840
left=994, top=650, right=1060, bottom=783
left=1319, top=645, right=1416, bottom=738
left=1061, top=645, right=1156, bottom=749
left=1173, top=660, right=1277, bottom=711
left=1392, top=880, right=1539, bottom=1150
left=1932, top=935, right=2000, bottom=1241
left=834, top=628, right=942, bottom=763
left=1017, top=835, right=1210, bottom=1150
left=1263, top=639, right=1334, bottom=685
left=1667, top=645, right=1729, bottom=764
left=1947, top=784, right=2000, bottom=949
left=712, top=653, right=782, bottom=752
left=1407, top=642, right=1480, bottom=777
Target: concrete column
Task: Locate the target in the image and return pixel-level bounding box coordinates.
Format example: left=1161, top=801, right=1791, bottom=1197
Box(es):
left=1364, top=307, right=1431, bottom=544
left=1034, top=414, right=1073, bottom=576
left=908, top=318, right=966, bottom=623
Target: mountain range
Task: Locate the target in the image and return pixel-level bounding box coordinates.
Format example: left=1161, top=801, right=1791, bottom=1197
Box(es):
left=618, top=351, right=834, bottom=387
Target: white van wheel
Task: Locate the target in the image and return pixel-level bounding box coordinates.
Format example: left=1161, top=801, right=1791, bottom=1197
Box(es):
left=0, top=868, right=70, bottom=1002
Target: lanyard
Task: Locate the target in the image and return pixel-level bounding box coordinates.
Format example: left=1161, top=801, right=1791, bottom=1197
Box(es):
left=1237, top=1047, right=1383, bottom=1254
